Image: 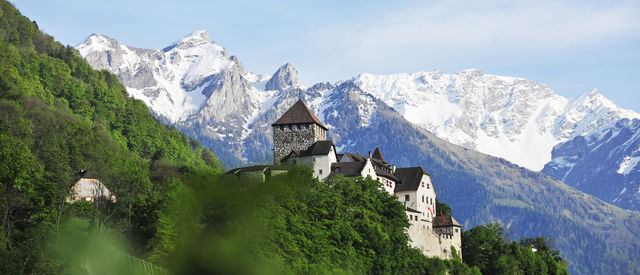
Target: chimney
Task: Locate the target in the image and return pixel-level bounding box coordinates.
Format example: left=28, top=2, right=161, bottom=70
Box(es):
left=368, top=150, right=371, bottom=158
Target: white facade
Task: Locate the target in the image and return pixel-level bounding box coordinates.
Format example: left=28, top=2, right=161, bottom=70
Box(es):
left=360, top=159, right=377, bottom=179
left=68, top=178, right=116, bottom=203
left=378, top=175, right=396, bottom=195
left=396, top=174, right=436, bottom=220
left=283, top=144, right=337, bottom=181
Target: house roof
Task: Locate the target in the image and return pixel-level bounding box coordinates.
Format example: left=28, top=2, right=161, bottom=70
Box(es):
left=282, top=140, right=335, bottom=161
left=78, top=170, right=99, bottom=179
left=271, top=99, right=328, bottom=130
left=375, top=167, right=399, bottom=182
left=342, top=153, right=368, bottom=162
left=372, top=147, right=387, bottom=164
left=432, top=216, right=462, bottom=228
left=330, top=161, right=367, bottom=177
left=394, top=167, right=430, bottom=192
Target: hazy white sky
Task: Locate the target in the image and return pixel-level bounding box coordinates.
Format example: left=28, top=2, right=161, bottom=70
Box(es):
left=14, top=0, right=640, bottom=111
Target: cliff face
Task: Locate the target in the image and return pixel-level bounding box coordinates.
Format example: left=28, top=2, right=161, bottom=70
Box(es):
left=543, top=118, right=640, bottom=210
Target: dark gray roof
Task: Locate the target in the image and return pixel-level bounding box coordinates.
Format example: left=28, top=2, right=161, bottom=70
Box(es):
left=433, top=216, right=462, bottom=227
left=394, top=167, right=429, bottom=192
left=341, top=152, right=398, bottom=181
left=375, top=167, right=400, bottom=182
left=372, top=147, right=387, bottom=164
left=330, top=162, right=366, bottom=177
left=272, top=99, right=328, bottom=130
left=342, top=153, right=368, bottom=162
left=282, top=140, right=335, bottom=161
left=78, top=170, right=99, bottom=179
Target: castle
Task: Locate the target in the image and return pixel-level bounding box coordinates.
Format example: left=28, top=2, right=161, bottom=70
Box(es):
left=226, top=99, right=462, bottom=259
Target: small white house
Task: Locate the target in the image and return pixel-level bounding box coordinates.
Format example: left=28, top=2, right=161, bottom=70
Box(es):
left=281, top=140, right=338, bottom=181
left=68, top=170, right=116, bottom=203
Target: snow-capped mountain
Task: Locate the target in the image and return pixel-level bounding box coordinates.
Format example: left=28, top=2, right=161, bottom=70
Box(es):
left=353, top=71, right=640, bottom=171
left=77, top=30, right=270, bottom=124
left=77, top=30, right=640, bottom=211
left=543, top=118, right=640, bottom=210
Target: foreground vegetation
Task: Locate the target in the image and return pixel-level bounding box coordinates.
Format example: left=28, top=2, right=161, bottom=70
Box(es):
left=0, top=1, right=221, bottom=272
left=0, top=1, right=567, bottom=273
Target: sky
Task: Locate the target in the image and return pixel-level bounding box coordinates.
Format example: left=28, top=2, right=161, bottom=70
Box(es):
left=14, top=0, right=640, bottom=112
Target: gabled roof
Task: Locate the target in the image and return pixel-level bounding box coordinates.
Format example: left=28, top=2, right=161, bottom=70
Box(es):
left=374, top=166, right=399, bottom=182
left=341, top=153, right=368, bottom=162
left=330, top=161, right=367, bottom=177
left=272, top=99, right=328, bottom=130
left=432, top=216, right=462, bottom=228
left=77, top=170, right=99, bottom=180
left=372, top=147, right=387, bottom=164
left=282, top=140, right=335, bottom=161
left=394, top=167, right=430, bottom=192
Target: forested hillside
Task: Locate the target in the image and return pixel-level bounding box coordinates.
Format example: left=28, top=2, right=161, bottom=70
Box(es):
left=0, top=1, right=222, bottom=272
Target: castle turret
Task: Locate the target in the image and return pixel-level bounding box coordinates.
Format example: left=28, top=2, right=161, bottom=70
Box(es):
left=272, top=99, right=328, bottom=164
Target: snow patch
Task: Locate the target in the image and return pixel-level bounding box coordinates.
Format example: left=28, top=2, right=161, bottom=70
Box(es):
left=618, top=156, right=640, bottom=175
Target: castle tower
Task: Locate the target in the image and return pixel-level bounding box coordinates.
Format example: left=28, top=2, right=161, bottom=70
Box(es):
left=272, top=99, right=328, bottom=164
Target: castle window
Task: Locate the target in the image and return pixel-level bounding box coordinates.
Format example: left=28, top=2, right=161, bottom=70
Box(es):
left=422, top=195, right=424, bottom=202
left=319, top=169, right=323, bottom=174
left=455, top=228, right=458, bottom=233
left=415, top=216, right=418, bottom=221
left=410, top=214, right=413, bottom=220
left=334, top=168, right=340, bottom=173
left=405, top=195, right=410, bottom=201
left=422, top=182, right=424, bottom=188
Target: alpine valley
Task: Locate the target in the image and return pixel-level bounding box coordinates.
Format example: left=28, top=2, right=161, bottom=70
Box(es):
left=77, top=30, right=640, bottom=274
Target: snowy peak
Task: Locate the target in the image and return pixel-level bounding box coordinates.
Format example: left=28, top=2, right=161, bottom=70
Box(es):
left=180, top=29, right=209, bottom=43
left=265, top=63, right=299, bottom=91
left=77, top=30, right=245, bottom=123
left=76, top=33, right=120, bottom=56
left=352, top=70, right=639, bottom=171
left=169, top=30, right=213, bottom=51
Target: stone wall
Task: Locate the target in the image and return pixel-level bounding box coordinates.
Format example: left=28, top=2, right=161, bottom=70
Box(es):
left=273, top=123, right=326, bottom=164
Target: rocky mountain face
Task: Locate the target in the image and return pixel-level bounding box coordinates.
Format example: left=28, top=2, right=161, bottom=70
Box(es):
left=352, top=71, right=640, bottom=171
left=77, top=31, right=640, bottom=274
left=543, top=118, right=640, bottom=210
left=265, top=63, right=299, bottom=91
